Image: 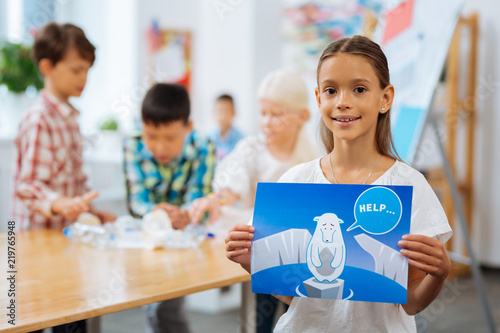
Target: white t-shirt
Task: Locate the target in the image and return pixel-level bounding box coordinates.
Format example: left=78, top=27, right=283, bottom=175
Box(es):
left=213, top=135, right=294, bottom=208
left=273, top=158, right=453, bottom=333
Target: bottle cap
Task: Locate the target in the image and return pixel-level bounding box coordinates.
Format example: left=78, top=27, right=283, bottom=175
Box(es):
left=63, top=227, right=72, bottom=238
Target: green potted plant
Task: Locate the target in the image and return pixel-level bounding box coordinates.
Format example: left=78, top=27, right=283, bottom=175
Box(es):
left=0, top=41, right=43, bottom=94
left=96, top=116, right=122, bottom=155
left=99, top=117, right=119, bottom=132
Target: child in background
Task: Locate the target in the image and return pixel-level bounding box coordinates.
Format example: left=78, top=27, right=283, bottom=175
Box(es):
left=123, top=83, right=216, bottom=333
left=12, top=22, right=116, bottom=333
left=209, top=94, right=244, bottom=161
left=12, top=22, right=115, bottom=231
left=190, top=70, right=319, bottom=333
left=225, top=36, right=452, bottom=332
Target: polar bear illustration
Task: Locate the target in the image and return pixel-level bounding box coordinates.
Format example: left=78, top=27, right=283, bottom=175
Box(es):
left=306, top=213, right=346, bottom=283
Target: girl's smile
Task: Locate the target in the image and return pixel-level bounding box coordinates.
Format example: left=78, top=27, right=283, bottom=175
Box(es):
left=331, top=115, right=362, bottom=126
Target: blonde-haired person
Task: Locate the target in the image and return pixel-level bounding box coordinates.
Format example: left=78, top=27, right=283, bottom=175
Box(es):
left=190, top=69, right=319, bottom=332
left=191, top=70, right=317, bottom=215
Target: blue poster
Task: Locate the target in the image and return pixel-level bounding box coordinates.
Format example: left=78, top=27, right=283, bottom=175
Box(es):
left=251, top=183, right=413, bottom=304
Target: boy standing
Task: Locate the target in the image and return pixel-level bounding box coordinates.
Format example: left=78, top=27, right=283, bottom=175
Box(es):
left=124, top=83, right=216, bottom=332
left=12, top=22, right=114, bottom=231
left=209, top=94, right=244, bottom=161
left=12, top=22, right=114, bottom=332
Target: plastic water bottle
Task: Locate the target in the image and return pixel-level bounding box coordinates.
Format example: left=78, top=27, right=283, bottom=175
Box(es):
left=63, top=222, right=116, bottom=249
left=184, top=223, right=209, bottom=244
left=164, top=224, right=208, bottom=249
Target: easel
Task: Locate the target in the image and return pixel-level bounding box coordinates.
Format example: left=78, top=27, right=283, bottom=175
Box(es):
left=426, top=13, right=497, bottom=333
left=444, top=13, right=478, bottom=276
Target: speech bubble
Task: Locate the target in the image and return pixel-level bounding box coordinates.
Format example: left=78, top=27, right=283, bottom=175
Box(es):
left=347, top=187, right=402, bottom=234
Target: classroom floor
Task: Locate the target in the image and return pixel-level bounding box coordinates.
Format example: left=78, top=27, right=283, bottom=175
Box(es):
left=101, top=267, right=500, bottom=332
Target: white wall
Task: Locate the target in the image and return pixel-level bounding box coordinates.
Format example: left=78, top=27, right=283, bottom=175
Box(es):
left=195, top=0, right=257, bottom=135
left=57, top=0, right=138, bottom=135
left=462, top=0, right=500, bottom=266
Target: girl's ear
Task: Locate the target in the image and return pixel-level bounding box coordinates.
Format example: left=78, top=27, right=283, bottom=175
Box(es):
left=315, top=87, right=321, bottom=109
left=381, top=84, right=395, bottom=113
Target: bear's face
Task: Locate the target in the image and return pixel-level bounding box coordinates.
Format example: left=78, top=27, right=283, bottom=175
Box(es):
left=314, top=213, right=344, bottom=243
left=320, top=222, right=336, bottom=243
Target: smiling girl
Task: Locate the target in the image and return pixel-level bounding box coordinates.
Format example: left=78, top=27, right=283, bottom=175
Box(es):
left=225, top=36, right=452, bottom=332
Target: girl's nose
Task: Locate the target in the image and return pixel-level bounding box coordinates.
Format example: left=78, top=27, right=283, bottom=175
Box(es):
left=336, top=91, right=351, bottom=110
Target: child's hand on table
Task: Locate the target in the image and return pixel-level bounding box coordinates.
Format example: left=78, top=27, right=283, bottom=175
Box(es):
left=91, top=210, right=117, bottom=223
left=52, top=190, right=99, bottom=220
left=154, top=203, right=190, bottom=230
left=189, top=197, right=220, bottom=224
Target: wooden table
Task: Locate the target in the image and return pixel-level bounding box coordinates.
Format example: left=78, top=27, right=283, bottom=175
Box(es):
left=0, top=229, right=250, bottom=332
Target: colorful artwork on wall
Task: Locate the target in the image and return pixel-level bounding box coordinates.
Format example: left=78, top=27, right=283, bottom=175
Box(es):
left=146, top=20, right=192, bottom=91
left=282, top=0, right=385, bottom=73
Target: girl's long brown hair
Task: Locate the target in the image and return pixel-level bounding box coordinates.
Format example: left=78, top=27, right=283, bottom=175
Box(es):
left=317, top=35, right=400, bottom=160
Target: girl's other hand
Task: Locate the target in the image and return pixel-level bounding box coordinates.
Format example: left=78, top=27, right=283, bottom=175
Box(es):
left=225, top=223, right=255, bottom=273
left=399, top=234, right=451, bottom=280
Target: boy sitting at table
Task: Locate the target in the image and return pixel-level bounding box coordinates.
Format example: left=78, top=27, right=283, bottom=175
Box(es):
left=123, top=83, right=216, bottom=333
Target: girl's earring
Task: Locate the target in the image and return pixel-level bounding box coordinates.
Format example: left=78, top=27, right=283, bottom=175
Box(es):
left=381, top=108, right=385, bottom=113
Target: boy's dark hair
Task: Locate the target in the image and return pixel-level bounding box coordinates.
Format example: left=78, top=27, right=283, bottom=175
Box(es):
left=33, top=22, right=96, bottom=66
left=216, top=94, right=234, bottom=105
left=142, top=83, right=190, bottom=126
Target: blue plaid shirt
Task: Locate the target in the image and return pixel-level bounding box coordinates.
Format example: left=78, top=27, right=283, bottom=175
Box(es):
left=123, top=131, right=216, bottom=217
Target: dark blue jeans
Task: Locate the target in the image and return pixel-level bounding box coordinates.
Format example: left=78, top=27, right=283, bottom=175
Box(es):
left=30, top=320, right=86, bottom=333
left=52, top=320, right=86, bottom=333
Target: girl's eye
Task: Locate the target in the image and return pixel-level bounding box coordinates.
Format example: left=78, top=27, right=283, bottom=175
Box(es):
left=325, top=88, right=336, bottom=95
left=354, top=87, right=366, bottom=93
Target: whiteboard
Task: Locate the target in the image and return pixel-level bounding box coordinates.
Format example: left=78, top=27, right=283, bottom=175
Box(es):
left=373, top=0, right=464, bottom=163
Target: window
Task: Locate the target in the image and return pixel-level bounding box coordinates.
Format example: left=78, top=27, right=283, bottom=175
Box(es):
left=0, top=0, right=55, bottom=42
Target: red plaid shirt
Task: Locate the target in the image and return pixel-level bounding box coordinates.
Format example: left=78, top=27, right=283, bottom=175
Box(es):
left=12, top=90, right=89, bottom=230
